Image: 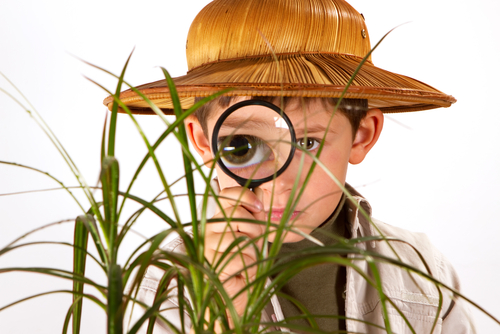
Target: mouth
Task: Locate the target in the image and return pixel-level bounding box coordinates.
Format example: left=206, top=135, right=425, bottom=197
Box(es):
left=266, top=209, right=301, bottom=222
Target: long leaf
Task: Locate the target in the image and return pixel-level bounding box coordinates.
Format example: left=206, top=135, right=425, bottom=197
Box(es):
left=159, top=67, right=198, bottom=245
left=100, top=156, right=120, bottom=254
left=63, top=296, right=82, bottom=334
left=107, top=50, right=134, bottom=157
left=0, top=290, right=105, bottom=313
left=0, top=267, right=106, bottom=293
left=0, top=241, right=103, bottom=271
left=0, top=73, right=104, bottom=237
left=79, top=57, right=230, bottom=224
left=107, top=264, right=123, bottom=334
left=0, top=161, right=85, bottom=212
left=72, top=215, right=90, bottom=334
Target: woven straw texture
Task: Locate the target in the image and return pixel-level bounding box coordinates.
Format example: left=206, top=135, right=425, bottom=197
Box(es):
left=104, top=0, right=456, bottom=114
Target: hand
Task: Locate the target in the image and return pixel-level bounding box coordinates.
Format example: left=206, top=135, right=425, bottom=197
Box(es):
left=204, top=186, right=265, bottom=317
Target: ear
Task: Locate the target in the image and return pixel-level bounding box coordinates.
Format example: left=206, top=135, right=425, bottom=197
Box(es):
left=349, top=108, right=384, bottom=165
left=184, top=115, right=214, bottom=167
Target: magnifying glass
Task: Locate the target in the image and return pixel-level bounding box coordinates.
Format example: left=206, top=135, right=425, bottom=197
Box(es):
left=211, top=100, right=296, bottom=188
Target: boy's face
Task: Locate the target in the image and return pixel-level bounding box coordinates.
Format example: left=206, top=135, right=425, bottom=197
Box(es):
left=186, top=97, right=383, bottom=242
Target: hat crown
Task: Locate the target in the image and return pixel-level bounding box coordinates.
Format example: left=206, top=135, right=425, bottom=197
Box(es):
left=105, top=0, right=456, bottom=114
left=186, top=0, right=371, bottom=70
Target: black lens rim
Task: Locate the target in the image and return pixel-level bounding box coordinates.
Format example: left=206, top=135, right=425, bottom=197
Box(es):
left=211, top=99, right=296, bottom=188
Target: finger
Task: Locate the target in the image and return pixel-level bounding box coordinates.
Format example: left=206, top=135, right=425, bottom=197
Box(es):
left=208, top=220, right=265, bottom=241
left=206, top=229, right=262, bottom=262
left=205, top=230, right=262, bottom=259
left=205, top=243, right=257, bottom=281
left=205, top=248, right=260, bottom=281
left=220, top=274, right=254, bottom=316
left=253, top=187, right=264, bottom=208
left=209, top=204, right=266, bottom=242
left=215, top=187, right=263, bottom=214
left=208, top=205, right=257, bottom=231
left=205, top=230, right=262, bottom=275
left=206, top=247, right=260, bottom=281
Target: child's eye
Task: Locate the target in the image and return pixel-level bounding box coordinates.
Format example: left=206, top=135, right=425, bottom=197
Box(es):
left=297, top=138, right=320, bottom=151
left=218, top=135, right=274, bottom=167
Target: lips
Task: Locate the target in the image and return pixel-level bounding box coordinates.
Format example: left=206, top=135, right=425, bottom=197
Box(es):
left=267, top=210, right=300, bottom=221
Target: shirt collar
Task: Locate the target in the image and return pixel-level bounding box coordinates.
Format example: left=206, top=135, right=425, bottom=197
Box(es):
left=344, top=183, right=376, bottom=242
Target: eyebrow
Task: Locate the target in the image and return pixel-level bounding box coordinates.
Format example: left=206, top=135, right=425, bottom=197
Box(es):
left=294, top=124, right=337, bottom=136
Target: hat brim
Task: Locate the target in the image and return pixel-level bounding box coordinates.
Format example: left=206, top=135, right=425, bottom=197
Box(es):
left=104, top=54, right=456, bottom=114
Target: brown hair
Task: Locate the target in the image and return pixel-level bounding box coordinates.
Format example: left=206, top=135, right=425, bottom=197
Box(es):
left=193, top=96, right=368, bottom=139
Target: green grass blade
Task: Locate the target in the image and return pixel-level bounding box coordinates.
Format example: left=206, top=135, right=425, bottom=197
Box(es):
left=0, top=267, right=107, bottom=293
left=107, top=264, right=123, bottom=334
left=158, top=67, right=209, bottom=312
left=126, top=297, right=183, bottom=334
left=145, top=269, right=179, bottom=334
left=0, top=73, right=101, bottom=229
left=81, top=208, right=108, bottom=266
left=125, top=230, right=171, bottom=298
left=100, top=156, right=120, bottom=254
left=63, top=296, right=82, bottom=334
left=0, top=161, right=108, bottom=265
left=80, top=57, right=230, bottom=223
left=107, top=50, right=134, bottom=157
left=86, top=77, right=184, bottom=229
left=1, top=219, right=73, bottom=249
left=101, top=112, right=108, bottom=163
left=0, top=241, right=103, bottom=272
left=367, top=258, right=392, bottom=333
left=0, top=161, right=85, bottom=212
left=73, top=215, right=90, bottom=334
left=159, top=67, right=200, bottom=253
left=0, top=290, right=106, bottom=313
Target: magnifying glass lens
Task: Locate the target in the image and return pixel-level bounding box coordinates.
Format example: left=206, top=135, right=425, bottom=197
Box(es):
left=219, top=134, right=274, bottom=178
left=220, top=135, right=271, bottom=165
left=213, top=101, right=295, bottom=187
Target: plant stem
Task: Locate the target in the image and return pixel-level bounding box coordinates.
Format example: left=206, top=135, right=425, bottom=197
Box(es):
left=107, top=264, right=123, bottom=334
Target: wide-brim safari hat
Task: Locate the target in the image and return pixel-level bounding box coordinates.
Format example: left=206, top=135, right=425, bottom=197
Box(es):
left=103, top=0, right=456, bottom=114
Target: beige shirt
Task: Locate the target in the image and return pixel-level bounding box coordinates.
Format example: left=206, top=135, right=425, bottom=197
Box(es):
left=270, top=194, right=348, bottom=332
left=130, top=183, right=474, bottom=333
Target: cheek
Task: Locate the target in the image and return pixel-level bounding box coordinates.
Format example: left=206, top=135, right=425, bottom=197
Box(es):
left=303, top=146, right=350, bottom=194
left=303, top=149, right=349, bottom=216
left=307, top=166, right=343, bottom=196
left=315, top=145, right=350, bottom=176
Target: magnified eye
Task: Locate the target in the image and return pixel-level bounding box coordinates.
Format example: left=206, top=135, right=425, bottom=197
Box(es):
left=218, top=135, right=274, bottom=168
left=297, top=137, right=320, bottom=151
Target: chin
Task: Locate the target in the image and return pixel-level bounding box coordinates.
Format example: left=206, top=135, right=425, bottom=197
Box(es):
left=267, top=228, right=311, bottom=244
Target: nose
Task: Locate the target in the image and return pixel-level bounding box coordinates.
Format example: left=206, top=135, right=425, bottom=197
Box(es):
left=258, top=154, right=305, bottom=202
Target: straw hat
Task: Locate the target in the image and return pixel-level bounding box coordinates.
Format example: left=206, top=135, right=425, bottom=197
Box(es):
left=104, top=0, right=456, bottom=114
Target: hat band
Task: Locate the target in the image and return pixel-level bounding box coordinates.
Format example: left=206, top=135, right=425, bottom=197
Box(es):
left=188, top=51, right=370, bottom=73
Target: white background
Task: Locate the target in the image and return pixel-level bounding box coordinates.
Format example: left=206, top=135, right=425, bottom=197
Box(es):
left=0, top=0, right=499, bottom=333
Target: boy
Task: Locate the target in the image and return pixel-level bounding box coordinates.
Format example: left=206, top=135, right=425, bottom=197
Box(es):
left=108, top=0, right=473, bottom=332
